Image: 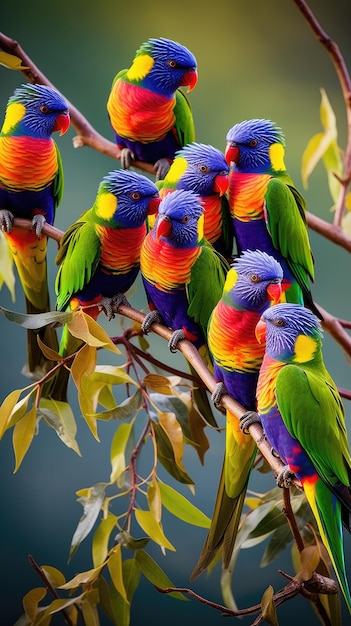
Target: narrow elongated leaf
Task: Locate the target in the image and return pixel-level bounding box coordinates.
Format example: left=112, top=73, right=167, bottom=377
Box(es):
left=0, top=231, right=15, bottom=300
left=92, top=513, right=117, bottom=568
left=159, top=483, right=210, bottom=528
left=91, top=365, right=136, bottom=386
left=135, top=550, right=186, bottom=600
left=37, top=336, right=61, bottom=362
left=89, top=389, right=142, bottom=421
left=261, top=586, right=278, bottom=626
left=69, top=482, right=107, bottom=561
left=260, top=521, right=293, bottom=567
left=40, top=566, right=66, bottom=588
left=144, top=374, right=173, bottom=395
left=0, top=388, right=25, bottom=438
left=150, top=392, right=192, bottom=441
left=67, top=310, right=120, bottom=352
left=116, top=530, right=150, bottom=551
left=147, top=478, right=162, bottom=523
left=97, top=577, right=118, bottom=626
left=71, top=344, right=96, bottom=391
left=80, top=590, right=100, bottom=626
left=134, top=509, right=175, bottom=551
left=59, top=567, right=104, bottom=590
left=0, top=50, right=29, bottom=69
left=13, top=401, right=38, bottom=472
left=152, top=421, right=194, bottom=484
left=108, top=559, right=141, bottom=626
left=108, top=545, right=129, bottom=604
left=110, top=421, right=134, bottom=483
left=39, top=399, right=81, bottom=455
left=0, top=306, right=72, bottom=328
left=23, top=587, right=47, bottom=621
left=158, top=411, right=184, bottom=470
left=296, top=545, right=321, bottom=581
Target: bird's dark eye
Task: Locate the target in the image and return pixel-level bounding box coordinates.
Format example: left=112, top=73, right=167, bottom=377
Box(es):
left=40, top=105, right=50, bottom=114
left=199, top=165, right=209, bottom=173
left=274, top=318, right=286, bottom=327
left=181, top=215, right=189, bottom=223
left=249, top=139, right=258, bottom=147
left=131, top=192, right=141, bottom=200
left=249, top=273, right=260, bottom=283
left=168, top=60, right=177, bottom=68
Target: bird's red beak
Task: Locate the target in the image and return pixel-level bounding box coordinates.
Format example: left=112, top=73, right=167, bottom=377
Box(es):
left=255, top=318, right=266, bottom=344
left=213, top=173, right=229, bottom=196
left=156, top=215, right=172, bottom=241
left=180, top=69, right=198, bottom=92
left=225, top=144, right=239, bottom=166
left=147, top=196, right=162, bottom=215
left=54, top=111, right=70, bottom=136
left=267, top=282, right=282, bottom=305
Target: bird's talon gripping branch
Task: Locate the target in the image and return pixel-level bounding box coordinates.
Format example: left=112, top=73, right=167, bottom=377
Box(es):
left=32, top=214, right=46, bottom=238
left=239, top=410, right=261, bottom=435
left=120, top=148, right=135, bottom=170
left=276, top=465, right=295, bottom=488
left=0, top=209, right=14, bottom=233
left=168, top=329, right=186, bottom=353
left=141, top=310, right=164, bottom=335
left=211, top=382, right=227, bottom=410
left=98, top=293, right=130, bottom=321
left=154, top=157, right=171, bottom=181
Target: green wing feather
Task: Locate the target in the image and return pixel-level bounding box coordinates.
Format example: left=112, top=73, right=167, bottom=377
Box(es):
left=275, top=364, right=351, bottom=488
left=173, top=89, right=196, bottom=147
left=186, top=241, right=229, bottom=337
left=55, top=219, right=101, bottom=311
left=264, top=177, right=314, bottom=291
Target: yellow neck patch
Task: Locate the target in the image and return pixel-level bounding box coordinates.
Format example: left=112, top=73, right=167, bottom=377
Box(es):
left=197, top=213, right=204, bottom=242
left=269, top=143, right=285, bottom=171
left=96, top=192, right=117, bottom=220
left=127, top=54, right=154, bottom=81
left=223, top=267, right=238, bottom=293
left=166, top=157, right=187, bottom=185
left=293, top=334, right=316, bottom=363
left=2, top=102, right=26, bottom=134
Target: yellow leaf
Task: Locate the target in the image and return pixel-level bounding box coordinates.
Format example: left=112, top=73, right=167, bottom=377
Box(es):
left=110, top=421, right=134, bottom=483
left=37, top=335, right=61, bottom=362
left=67, top=310, right=120, bottom=352
left=0, top=388, right=24, bottom=438
left=108, top=544, right=129, bottom=604
left=147, top=478, right=162, bottom=523
left=13, top=401, right=37, bottom=472
left=71, top=344, right=96, bottom=390
left=92, top=513, right=117, bottom=568
left=301, top=132, right=330, bottom=188
left=23, top=587, right=47, bottom=621
left=320, top=87, right=337, bottom=136
left=134, top=509, right=175, bottom=551
left=158, top=411, right=185, bottom=471
left=40, top=565, right=66, bottom=588
left=0, top=230, right=15, bottom=301
left=295, top=545, right=321, bottom=581
left=261, top=585, right=278, bottom=626
left=39, top=398, right=81, bottom=455
left=58, top=565, right=104, bottom=589
left=0, top=50, right=29, bottom=70
left=144, top=373, right=173, bottom=395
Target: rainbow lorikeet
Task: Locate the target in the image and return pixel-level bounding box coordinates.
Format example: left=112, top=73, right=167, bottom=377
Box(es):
left=107, top=37, right=198, bottom=180
left=156, top=142, right=233, bottom=259
left=0, top=83, right=70, bottom=379
left=191, top=249, right=284, bottom=578
left=254, top=303, right=351, bottom=613
left=43, top=169, right=160, bottom=401
left=225, top=118, right=321, bottom=318
left=140, top=188, right=229, bottom=426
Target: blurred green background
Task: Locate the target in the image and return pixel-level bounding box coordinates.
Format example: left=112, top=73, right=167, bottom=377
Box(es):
left=1, top=1, right=351, bottom=624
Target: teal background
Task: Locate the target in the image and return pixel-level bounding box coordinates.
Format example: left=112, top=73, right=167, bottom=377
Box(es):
left=1, top=1, right=351, bottom=624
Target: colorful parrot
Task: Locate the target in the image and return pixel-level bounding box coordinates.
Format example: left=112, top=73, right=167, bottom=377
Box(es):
left=254, top=302, right=351, bottom=613
left=140, top=188, right=229, bottom=426
left=107, top=37, right=198, bottom=180
left=190, top=249, right=284, bottom=578
left=0, top=83, right=70, bottom=379
left=225, top=118, right=321, bottom=318
left=43, top=169, right=160, bottom=401
left=156, top=142, right=233, bottom=259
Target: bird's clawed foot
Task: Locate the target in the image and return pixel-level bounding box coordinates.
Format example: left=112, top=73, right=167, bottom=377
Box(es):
left=211, top=382, right=227, bottom=411
left=32, top=214, right=46, bottom=238
left=168, top=329, right=186, bottom=353
left=141, top=310, right=164, bottom=335
left=276, top=465, right=295, bottom=488
left=98, top=293, right=130, bottom=321
left=0, top=209, right=14, bottom=233
left=240, top=410, right=261, bottom=434
left=120, top=148, right=135, bottom=170
left=154, top=158, right=171, bottom=181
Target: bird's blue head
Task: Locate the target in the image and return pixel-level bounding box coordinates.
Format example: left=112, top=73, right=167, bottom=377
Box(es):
left=224, top=249, right=283, bottom=312
left=171, top=142, right=229, bottom=196
left=225, top=118, right=286, bottom=174
left=3, top=83, right=70, bottom=138
left=129, top=37, right=198, bottom=95
left=256, top=302, right=323, bottom=362
left=155, top=188, right=204, bottom=247
left=96, top=169, right=160, bottom=227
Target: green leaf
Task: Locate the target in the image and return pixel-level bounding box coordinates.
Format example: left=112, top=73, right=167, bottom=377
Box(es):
left=97, top=577, right=118, bottom=626
left=69, top=482, right=107, bottom=561
left=116, top=530, right=150, bottom=551
left=108, top=544, right=129, bottom=604
left=158, top=483, right=211, bottom=528
left=0, top=231, right=15, bottom=301
left=92, top=513, right=117, bottom=568
left=80, top=589, right=100, bottom=626
left=135, top=550, right=186, bottom=600
left=0, top=50, right=29, bottom=70
left=39, top=399, right=81, bottom=455
left=109, top=559, right=141, bottom=626
left=0, top=306, right=72, bottom=329
left=13, top=400, right=38, bottom=472
left=261, top=585, right=278, bottom=626
left=110, top=421, right=134, bottom=483
left=152, top=421, right=194, bottom=485
left=134, top=509, right=175, bottom=551
left=89, top=388, right=142, bottom=421
left=260, top=521, right=293, bottom=567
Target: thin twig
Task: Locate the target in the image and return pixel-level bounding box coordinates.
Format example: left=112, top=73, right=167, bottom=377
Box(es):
left=28, top=555, right=75, bottom=626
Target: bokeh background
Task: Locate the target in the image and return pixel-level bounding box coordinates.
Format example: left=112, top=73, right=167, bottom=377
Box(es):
left=1, top=1, right=351, bottom=624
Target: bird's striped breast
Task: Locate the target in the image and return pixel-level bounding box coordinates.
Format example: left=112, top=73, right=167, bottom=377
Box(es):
left=96, top=223, right=146, bottom=274
left=0, top=136, right=58, bottom=191
left=107, top=79, right=176, bottom=142
left=256, top=355, right=285, bottom=415
left=201, top=195, right=223, bottom=245
left=141, top=233, right=201, bottom=291
left=228, top=172, right=271, bottom=221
